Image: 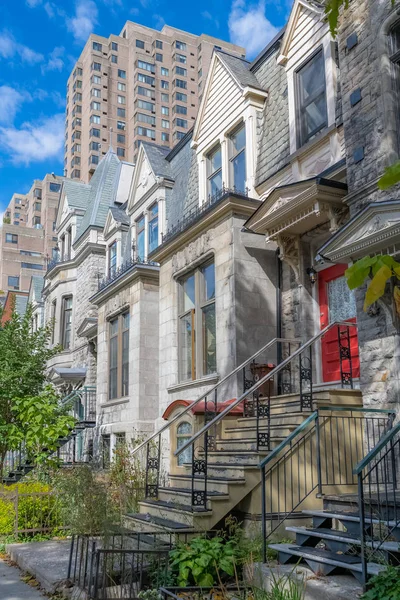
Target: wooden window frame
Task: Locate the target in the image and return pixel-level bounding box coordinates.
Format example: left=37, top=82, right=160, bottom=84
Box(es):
left=108, top=311, right=130, bottom=400
left=207, top=145, right=222, bottom=198
left=178, top=260, right=216, bottom=382
left=295, top=47, right=328, bottom=148
left=109, top=241, right=117, bottom=277
left=229, top=122, right=246, bottom=192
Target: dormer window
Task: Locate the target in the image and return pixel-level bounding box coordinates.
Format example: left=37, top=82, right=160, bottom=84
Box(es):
left=207, top=145, right=222, bottom=198
left=136, top=215, right=145, bottom=260
left=109, top=241, right=117, bottom=277
left=229, top=123, right=246, bottom=193
left=296, top=48, right=327, bottom=148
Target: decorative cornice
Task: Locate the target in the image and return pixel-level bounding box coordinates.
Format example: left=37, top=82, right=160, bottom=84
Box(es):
left=90, top=263, right=159, bottom=305
left=150, top=194, right=260, bottom=264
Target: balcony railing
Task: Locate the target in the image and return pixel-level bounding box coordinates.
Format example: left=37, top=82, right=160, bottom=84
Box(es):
left=46, top=254, right=72, bottom=273
left=161, top=185, right=250, bottom=246
left=97, top=257, right=159, bottom=292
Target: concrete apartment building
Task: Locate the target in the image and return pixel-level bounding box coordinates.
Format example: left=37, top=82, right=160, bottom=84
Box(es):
left=0, top=174, right=63, bottom=294
left=64, top=21, right=245, bottom=182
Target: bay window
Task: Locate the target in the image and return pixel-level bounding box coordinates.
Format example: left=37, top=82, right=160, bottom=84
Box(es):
left=109, top=312, right=130, bottom=400
left=296, top=48, right=327, bottom=147
left=178, top=261, right=216, bottom=381
left=207, top=145, right=222, bottom=197
left=229, top=123, right=246, bottom=192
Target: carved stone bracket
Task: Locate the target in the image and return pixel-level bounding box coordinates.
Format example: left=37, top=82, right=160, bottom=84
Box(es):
left=322, top=203, right=348, bottom=233
left=275, top=233, right=301, bottom=282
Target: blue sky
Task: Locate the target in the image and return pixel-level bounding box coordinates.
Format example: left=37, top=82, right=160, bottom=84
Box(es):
left=0, top=0, right=289, bottom=214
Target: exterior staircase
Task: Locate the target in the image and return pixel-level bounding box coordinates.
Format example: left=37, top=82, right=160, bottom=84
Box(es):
left=1, top=386, right=96, bottom=485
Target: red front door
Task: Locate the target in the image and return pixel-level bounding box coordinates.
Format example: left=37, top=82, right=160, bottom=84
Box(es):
left=318, top=264, right=360, bottom=383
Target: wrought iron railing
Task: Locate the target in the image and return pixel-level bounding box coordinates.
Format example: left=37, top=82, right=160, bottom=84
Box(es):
left=2, top=387, right=97, bottom=484
left=354, top=420, right=400, bottom=587
left=46, top=254, right=72, bottom=272
left=175, top=321, right=358, bottom=510
left=130, top=336, right=299, bottom=503
left=161, top=185, right=250, bottom=246
left=258, top=405, right=395, bottom=561
left=97, top=257, right=159, bottom=292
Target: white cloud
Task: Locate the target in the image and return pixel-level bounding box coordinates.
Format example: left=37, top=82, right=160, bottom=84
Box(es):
left=26, top=0, right=42, bottom=6
left=202, top=10, right=220, bottom=28
left=41, top=46, right=65, bottom=74
left=154, top=14, right=165, bottom=30
left=0, top=86, right=31, bottom=124
left=0, top=31, right=43, bottom=65
left=0, top=113, right=64, bottom=165
left=67, top=0, right=98, bottom=43
left=228, top=0, right=279, bottom=59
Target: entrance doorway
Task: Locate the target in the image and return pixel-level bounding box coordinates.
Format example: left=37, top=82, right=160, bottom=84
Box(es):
left=318, top=264, right=360, bottom=383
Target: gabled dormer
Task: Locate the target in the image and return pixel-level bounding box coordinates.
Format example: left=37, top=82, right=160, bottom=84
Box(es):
left=127, top=143, right=172, bottom=260
left=104, top=206, right=130, bottom=278
left=277, top=0, right=339, bottom=155
left=55, top=180, right=90, bottom=261
left=192, top=51, right=267, bottom=203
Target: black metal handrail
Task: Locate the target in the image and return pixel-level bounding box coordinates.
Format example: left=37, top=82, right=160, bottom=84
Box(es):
left=176, top=321, right=357, bottom=459
left=258, top=405, right=395, bottom=561
left=354, top=420, right=400, bottom=587
left=129, top=336, right=298, bottom=501
left=97, top=257, right=159, bottom=292
left=161, top=185, right=250, bottom=246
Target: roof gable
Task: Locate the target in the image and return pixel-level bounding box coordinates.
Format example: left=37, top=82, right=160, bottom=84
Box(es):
left=317, top=201, right=400, bottom=263
left=127, top=145, right=158, bottom=213
left=277, top=0, right=323, bottom=65
left=192, top=52, right=267, bottom=147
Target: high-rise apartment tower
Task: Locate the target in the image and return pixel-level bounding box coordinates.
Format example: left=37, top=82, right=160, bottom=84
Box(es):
left=65, top=21, right=245, bottom=182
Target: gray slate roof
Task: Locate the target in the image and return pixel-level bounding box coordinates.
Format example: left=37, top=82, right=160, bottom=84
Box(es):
left=110, top=206, right=129, bottom=226
left=216, top=51, right=265, bottom=92
left=15, top=295, right=28, bottom=317
left=30, top=275, right=44, bottom=302
left=75, top=149, right=122, bottom=242
left=63, top=179, right=91, bottom=210
left=142, top=143, right=173, bottom=180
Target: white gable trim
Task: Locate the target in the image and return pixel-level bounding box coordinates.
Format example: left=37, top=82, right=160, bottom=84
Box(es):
left=277, top=0, right=323, bottom=65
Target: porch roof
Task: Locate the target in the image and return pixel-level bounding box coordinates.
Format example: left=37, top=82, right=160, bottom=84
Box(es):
left=316, top=200, right=400, bottom=263
left=244, top=177, right=347, bottom=240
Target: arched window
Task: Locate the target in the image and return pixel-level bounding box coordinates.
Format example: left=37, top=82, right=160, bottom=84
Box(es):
left=176, top=421, right=192, bottom=466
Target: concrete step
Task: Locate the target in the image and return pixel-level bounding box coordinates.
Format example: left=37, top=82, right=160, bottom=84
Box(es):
left=223, top=424, right=299, bottom=439
left=286, top=526, right=400, bottom=557
left=168, top=473, right=245, bottom=494
left=214, top=438, right=285, bottom=451
left=138, top=499, right=211, bottom=527
left=124, top=512, right=195, bottom=535
left=205, top=463, right=258, bottom=478
left=158, top=486, right=229, bottom=507
left=236, top=412, right=312, bottom=427
left=205, top=451, right=260, bottom=465
left=269, top=543, right=385, bottom=581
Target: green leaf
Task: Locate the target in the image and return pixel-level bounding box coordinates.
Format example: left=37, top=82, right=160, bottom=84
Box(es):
left=378, top=161, right=400, bottom=190
left=196, top=572, right=214, bottom=587
left=364, top=264, right=392, bottom=310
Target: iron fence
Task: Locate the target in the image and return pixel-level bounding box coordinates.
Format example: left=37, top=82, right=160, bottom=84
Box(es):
left=0, top=490, right=66, bottom=536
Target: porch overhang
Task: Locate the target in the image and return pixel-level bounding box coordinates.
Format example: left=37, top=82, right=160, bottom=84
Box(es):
left=244, top=177, right=348, bottom=240
left=48, top=367, right=87, bottom=385
left=316, top=200, right=400, bottom=264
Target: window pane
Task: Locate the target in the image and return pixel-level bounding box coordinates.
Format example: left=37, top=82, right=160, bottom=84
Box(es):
left=209, top=147, right=221, bottom=173
left=182, top=275, right=195, bottom=311
left=202, top=263, right=215, bottom=301
left=209, top=170, right=222, bottom=196
left=232, top=150, right=246, bottom=192
left=177, top=423, right=193, bottom=466
left=231, top=125, right=245, bottom=151
left=148, top=205, right=158, bottom=253
left=109, top=336, right=118, bottom=399
left=180, top=313, right=194, bottom=381
left=202, top=304, right=216, bottom=375
left=137, top=228, right=145, bottom=260
left=297, top=50, right=327, bottom=143
left=122, top=328, right=129, bottom=396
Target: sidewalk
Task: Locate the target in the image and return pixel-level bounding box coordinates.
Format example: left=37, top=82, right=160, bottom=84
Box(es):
left=0, top=558, right=45, bottom=599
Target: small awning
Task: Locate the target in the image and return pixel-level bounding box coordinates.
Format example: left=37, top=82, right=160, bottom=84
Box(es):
left=316, top=200, right=400, bottom=263
left=49, top=367, right=87, bottom=383
left=244, top=177, right=348, bottom=239
left=76, top=317, right=98, bottom=339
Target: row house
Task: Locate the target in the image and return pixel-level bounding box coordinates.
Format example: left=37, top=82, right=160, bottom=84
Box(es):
left=41, top=0, right=400, bottom=568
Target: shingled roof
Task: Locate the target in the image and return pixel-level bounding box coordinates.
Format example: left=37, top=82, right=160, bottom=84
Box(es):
left=216, top=51, right=266, bottom=92
left=75, top=148, right=122, bottom=242
left=63, top=179, right=91, bottom=210
left=141, top=142, right=173, bottom=180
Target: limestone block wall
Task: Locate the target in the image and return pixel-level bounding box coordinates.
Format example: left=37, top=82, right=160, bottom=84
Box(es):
left=95, top=274, right=159, bottom=441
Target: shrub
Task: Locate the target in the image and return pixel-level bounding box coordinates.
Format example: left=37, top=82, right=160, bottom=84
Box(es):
left=0, top=482, right=62, bottom=535
left=361, top=566, right=400, bottom=600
